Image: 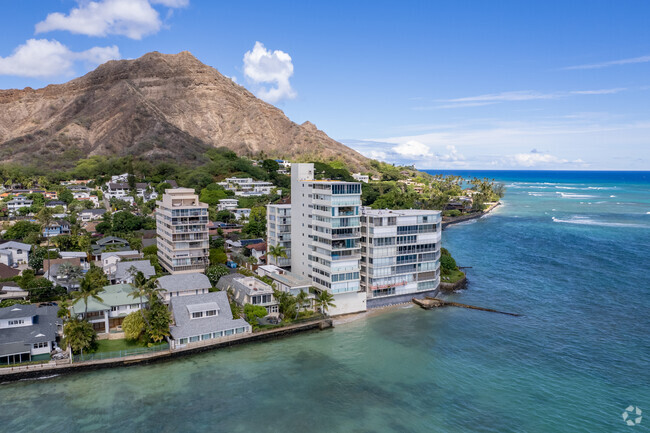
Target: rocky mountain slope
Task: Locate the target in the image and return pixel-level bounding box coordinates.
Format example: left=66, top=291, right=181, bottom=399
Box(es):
left=0, top=51, right=370, bottom=171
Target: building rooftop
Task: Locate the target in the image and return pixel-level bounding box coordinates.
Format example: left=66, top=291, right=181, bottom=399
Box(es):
left=157, top=273, right=212, bottom=293
left=169, top=292, right=249, bottom=340
left=70, top=284, right=135, bottom=315
left=0, top=305, right=61, bottom=356
left=113, top=260, right=156, bottom=281
left=361, top=207, right=442, bottom=216
left=0, top=241, right=32, bottom=251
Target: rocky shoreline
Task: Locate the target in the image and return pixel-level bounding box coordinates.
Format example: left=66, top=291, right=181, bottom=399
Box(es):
left=442, top=202, right=501, bottom=229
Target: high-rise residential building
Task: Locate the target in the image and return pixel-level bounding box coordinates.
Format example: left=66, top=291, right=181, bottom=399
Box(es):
left=267, top=203, right=292, bottom=267
left=156, top=188, right=209, bottom=275
left=360, top=208, right=442, bottom=308
left=290, top=163, right=366, bottom=315
left=270, top=164, right=443, bottom=315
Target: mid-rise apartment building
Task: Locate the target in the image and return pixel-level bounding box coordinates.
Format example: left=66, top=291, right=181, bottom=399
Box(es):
left=360, top=208, right=442, bottom=308
left=267, top=203, right=292, bottom=267
left=156, top=188, right=209, bottom=274
left=290, top=163, right=366, bottom=315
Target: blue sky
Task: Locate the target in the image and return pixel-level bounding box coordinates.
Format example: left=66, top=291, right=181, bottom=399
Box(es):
left=0, top=0, right=649, bottom=170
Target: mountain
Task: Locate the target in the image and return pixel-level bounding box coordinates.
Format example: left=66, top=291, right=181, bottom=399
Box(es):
left=0, top=51, right=370, bottom=171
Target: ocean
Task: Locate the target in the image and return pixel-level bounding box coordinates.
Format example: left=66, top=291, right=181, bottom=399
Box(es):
left=1, top=170, right=648, bottom=433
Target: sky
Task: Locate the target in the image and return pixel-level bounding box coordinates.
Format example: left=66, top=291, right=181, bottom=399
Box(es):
left=0, top=0, right=649, bottom=170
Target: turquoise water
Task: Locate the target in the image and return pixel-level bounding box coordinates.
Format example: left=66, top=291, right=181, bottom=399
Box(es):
left=1, top=171, right=649, bottom=432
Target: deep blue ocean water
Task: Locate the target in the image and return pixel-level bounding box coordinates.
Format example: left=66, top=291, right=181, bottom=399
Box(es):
left=1, top=170, right=648, bottom=433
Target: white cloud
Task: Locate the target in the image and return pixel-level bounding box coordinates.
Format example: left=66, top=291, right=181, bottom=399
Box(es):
left=368, top=150, right=388, bottom=161
left=243, top=41, right=296, bottom=103
left=150, top=0, right=189, bottom=6
left=0, top=39, right=119, bottom=78
left=438, top=145, right=464, bottom=162
left=563, top=54, right=650, bottom=70
left=392, top=140, right=433, bottom=158
left=34, top=0, right=187, bottom=40
left=509, top=152, right=568, bottom=167
left=444, top=88, right=626, bottom=103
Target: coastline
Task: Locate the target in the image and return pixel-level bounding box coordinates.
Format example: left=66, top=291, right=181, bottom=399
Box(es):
left=441, top=201, right=501, bottom=229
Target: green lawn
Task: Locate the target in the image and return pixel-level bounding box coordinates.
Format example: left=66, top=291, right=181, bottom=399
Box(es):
left=94, top=338, right=148, bottom=353
left=441, top=269, right=465, bottom=284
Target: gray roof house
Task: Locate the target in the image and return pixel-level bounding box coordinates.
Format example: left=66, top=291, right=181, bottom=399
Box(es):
left=169, top=291, right=251, bottom=349
left=216, top=274, right=279, bottom=315
left=0, top=241, right=31, bottom=266
left=0, top=304, right=62, bottom=365
left=110, top=260, right=156, bottom=284
left=157, top=273, right=212, bottom=303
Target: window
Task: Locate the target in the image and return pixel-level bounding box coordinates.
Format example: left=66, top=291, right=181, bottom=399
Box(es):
left=201, top=333, right=211, bottom=340
left=8, top=319, right=24, bottom=326
left=189, top=336, right=200, bottom=342
left=212, top=331, right=223, bottom=338
left=33, top=342, right=48, bottom=349
left=191, top=312, right=203, bottom=319
left=236, top=327, right=246, bottom=334
left=225, top=329, right=234, bottom=336
left=205, top=310, right=217, bottom=317
left=179, top=338, right=188, bottom=344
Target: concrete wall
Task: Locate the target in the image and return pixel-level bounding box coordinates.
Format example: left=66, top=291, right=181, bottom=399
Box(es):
left=367, top=289, right=439, bottom=309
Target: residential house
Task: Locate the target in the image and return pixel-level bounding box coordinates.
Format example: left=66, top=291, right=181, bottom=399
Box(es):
left=217, top=198, right=238, bottom=211
left=233, top=208, right=251, bottom=220
left=105, top=259, right=155, bottom=285
left=59, top=251, right=90, bottom=269
left=0, top=264, right=20, bottom=280
left=45, top=200, right=67, bottom=210
left=6, top=197, right=33, bottom=215
left=246, top=242, right=266, bottom=263
left=168, top=291, right=251, bottom=349
left=42, top=220, right=71, bottom=238
left=100, top=251, right=142, bottom=270
left=106, top=182, right=157, bottom=202
left=225, top=238, right=265, bottom=254
left=44, top=259, right=84, bottom=292
left=156, top=273, right=212, bottom=303
left=0, top=304, right=61, bottom=365
left=91, top=236, right=131, bottom=257
left=352, top=173, right=370, bottom=183
left=256, top=265, right=312, bottom=297
left=216, top=274, right=279, bottom=315
left=71, top=284, right=144, bottom=334
left=0, top=241, right=31, bottom=266
left=218, top=177, right=275, bottom=197
left=0, top=282, right=28, bottom=301
left=79, top=208, right=106, bottom=222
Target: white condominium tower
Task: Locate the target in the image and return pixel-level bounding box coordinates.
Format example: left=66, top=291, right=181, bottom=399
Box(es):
left=156, top=188, right=209, bottom=274
left=290, top=163, right=366, bottom=315
left=360, top=208, right=442, bottom=308
left=267, top=203, right=292, bottom=267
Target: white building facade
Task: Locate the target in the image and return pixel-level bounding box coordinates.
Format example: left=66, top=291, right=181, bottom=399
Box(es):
left=156, top=188, right=209, bottom=274
left=266, top=204, right=292, bottom=267
left=360, top=208, right=442, bottom=308
left=290, top=163, right=366, bottom=315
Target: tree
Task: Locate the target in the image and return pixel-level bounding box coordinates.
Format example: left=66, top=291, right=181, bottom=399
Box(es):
left=122, top=311, right=146, bottom=342
left=209, top=248, right=228, bottom=265
left=241, top=206, right=266, bottom=238
left=0, top=299, right=29, bottom=308
left=267, top=245, right=287, bottom=262
left=62, top=319, right=96, bottom=355
left=145, top=298, right=171, bottom=344
left=4, top=220, right=40, bottom=241
left=57, top=299, right=73, bottom=321
left=295, top=289, right=309, bottom=318
left=71, top=277, right=105, bottom=316
left=59, top=189, right=74, bottom=204
left=244, top=304, right=268, bottom=327
left=205, top=264, right=230, bottom=286
left=273, top=289, right=297, bottom=319
left=57, top=262, right=84, bottom=286
left=262, top=159, right=280, bottom=173
left=440, top=254, right=458, bottom=275
left=314, top=290, right=336, bottom=315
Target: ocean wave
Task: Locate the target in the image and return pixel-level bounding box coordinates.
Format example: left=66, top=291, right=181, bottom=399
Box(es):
left=552, top=216, right=648, bottom=228
left=556, top=192, right=598, bottom=199
left=609, top=195, right=616, bottom=198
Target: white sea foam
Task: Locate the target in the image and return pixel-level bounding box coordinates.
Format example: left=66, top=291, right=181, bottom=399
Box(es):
left=646, top=212, right=650, bottom=215
left=556, top=192, right=597, bottom=199
left=610, top=195, right=616, bottom=198
left=552, top=216, right=647, bottom=228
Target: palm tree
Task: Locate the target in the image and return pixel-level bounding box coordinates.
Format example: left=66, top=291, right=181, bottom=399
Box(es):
left=267, top=245, right=287, bottom=264
left=71, top=277, right=105, bottom=317
left=314, top=289, right=336, bottom=315
left=58, top=262, right=84, bottom=288
left=37, top=208, right=55, bottom=275
left=247, top=255, right=258, bottom=269
left=295, top=289, right=309, bottom=319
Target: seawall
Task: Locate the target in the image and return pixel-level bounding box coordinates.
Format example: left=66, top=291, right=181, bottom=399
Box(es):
left=0, top=318, right=333, bottom=382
